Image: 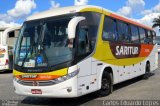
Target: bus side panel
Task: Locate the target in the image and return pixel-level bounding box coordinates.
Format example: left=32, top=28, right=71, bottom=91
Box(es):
left=77, top=58, right=92, bottom=77
left=91, top=58, right=119, bottom=88
left=77, top=58, right=120, bottom=96
left=77, top=74, right=97, bottom=96
left=150, top=45, right=158, bottom=71
left=77, top=57, right=98, bottom=96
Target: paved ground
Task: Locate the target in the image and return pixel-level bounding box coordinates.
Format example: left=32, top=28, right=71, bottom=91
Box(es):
left=0, top=68, right=160, bottom=106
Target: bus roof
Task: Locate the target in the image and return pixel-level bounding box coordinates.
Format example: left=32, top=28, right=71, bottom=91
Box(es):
left=0, top=27, right=8, bottom=31
left=26, top=5, right=153, bottom=31
left=26, top=5, right=98, bottom=21
left=0, top=26, right=21, bottom=32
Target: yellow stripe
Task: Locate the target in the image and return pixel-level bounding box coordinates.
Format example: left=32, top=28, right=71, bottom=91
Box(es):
left=103, top=10, right=111, bottom=16
left=102, top=57, right=146, bottom=66
left=13, top=68, right=68, bottom=76
left=80, top=7, right=103, bottom=13
left=80, top=7, right=111, bottom=16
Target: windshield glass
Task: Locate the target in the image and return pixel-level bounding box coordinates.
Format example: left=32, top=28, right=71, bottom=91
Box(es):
left=14, top=16, right=75, bottom=68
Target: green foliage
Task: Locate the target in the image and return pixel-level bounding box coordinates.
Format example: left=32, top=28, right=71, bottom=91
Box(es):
left=152, top=16, right=160, bottom=28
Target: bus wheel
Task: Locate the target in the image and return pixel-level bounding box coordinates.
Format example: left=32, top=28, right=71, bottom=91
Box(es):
left=97, top=71, right=113, bottom=97
left=143, top=63, right=150, bottom=80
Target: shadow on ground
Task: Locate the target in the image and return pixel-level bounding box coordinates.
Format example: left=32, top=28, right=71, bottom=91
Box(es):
left=114, top=73, right=154, bottom=91
left=0, top=70, right=13, bottom=74
left=21, top=93, right=97, bottom=106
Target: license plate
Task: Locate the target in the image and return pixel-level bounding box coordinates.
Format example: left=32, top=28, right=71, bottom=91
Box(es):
left=31, top=89, right=42, bottom=94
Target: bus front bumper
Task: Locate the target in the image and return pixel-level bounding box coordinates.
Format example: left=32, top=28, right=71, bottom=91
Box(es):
left=13, top=76, right=78, bottom=98
left=0, top=65, right=9, bottom=71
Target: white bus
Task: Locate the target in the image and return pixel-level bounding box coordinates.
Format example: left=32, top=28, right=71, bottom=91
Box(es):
left=0, top=27, right=20, bottom=72
left=13, top=5, right=158, bottom=98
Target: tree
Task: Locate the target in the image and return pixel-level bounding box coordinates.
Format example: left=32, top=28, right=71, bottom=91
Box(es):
left=152, top=16, right=160, bottom=28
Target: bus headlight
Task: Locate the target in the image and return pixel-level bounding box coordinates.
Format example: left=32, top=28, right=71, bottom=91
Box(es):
left=13, top=76, right=19, bottom=82
left=52, top=69, right=79, bottom=84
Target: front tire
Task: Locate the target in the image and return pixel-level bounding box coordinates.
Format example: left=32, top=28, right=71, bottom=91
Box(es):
left=96, top=71, right=113, bottom=97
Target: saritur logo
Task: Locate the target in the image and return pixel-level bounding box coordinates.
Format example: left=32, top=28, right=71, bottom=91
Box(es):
left=116, top=46, right=139, bottom=56
left=109, top=42, right=140, bottom=59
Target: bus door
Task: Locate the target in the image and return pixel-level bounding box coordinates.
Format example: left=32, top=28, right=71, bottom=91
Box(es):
left=76, top=26, right=92, bottom=77
left=76, top=23, right=100, bottom=95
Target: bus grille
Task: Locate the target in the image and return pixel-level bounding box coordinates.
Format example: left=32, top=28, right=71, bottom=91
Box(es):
left=17, top=80, right=57, bottom=86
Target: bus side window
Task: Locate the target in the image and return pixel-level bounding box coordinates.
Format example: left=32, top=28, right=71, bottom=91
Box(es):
left=117, top=21, right=131, bottom=43
left=131, top=25, right=140, bottom=44
left=77, top=27, right=90, bottom=56
left=125, top=24, right=131, bottom=43
left=117, top=21, right=125, bottom=42
left=102, top=16, right=118, bottom=41
left=78, top=12, right=101, bottom=57
left=8, top=31, right=19, bottom=50
left=152, top=31, right=156, bottom=44
left=148, top=30, right=153, bottom=44
left=81, top=12, right=101, bottom=52
left=139, top=28, right=145, bottom=44
left=144, top=30, right=152, bottom=44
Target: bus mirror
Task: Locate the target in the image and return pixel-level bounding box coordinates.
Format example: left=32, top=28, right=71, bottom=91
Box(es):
left=68, top=16, right=86, bottom=39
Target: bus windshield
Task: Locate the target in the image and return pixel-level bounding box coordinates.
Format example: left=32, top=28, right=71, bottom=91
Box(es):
left=14, top=17, right=75, bottom=68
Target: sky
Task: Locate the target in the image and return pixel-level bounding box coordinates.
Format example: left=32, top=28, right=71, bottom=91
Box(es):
left=0, top=0, right=160, bottom=35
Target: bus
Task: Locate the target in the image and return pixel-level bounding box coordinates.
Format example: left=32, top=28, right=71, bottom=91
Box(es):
left=13, top=5, right=158, bottom=98
left=0, top=27, right=20, bottom=72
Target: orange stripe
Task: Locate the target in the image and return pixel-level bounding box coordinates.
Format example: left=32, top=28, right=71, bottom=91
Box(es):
left=110, top=13, right=153, bottom=30
left=16, top=75, right=60, bottom=81
left=139, top=44, right=154, bottom=57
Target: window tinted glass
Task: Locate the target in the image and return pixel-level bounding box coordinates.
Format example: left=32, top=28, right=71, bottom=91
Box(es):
left=139, top=28, right=145, bottom=43
left=153, top=31, right=156, bottom=36
left=102, top=17, right=118, bottom=41
left=117, top=21, right=131, bottom=42
left=79, top=12, right=101, bottom=55
left=152, top=31, right=156, bottom=44
left=149, top=31, right=153, bottom=44
left=15, top=17, right=74, bottom=67
left=145, top=30, right=153, bottom=44
left=77, top=28, right=90, bottom=55
left=131, top=25, right=139, bottom=43
left=148, top=30, right=151, bottom=36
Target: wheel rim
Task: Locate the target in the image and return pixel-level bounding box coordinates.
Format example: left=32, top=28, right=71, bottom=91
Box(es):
left=101, top=78, right=110, bottom=91
left=146, top=64, right=150, bottom=74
